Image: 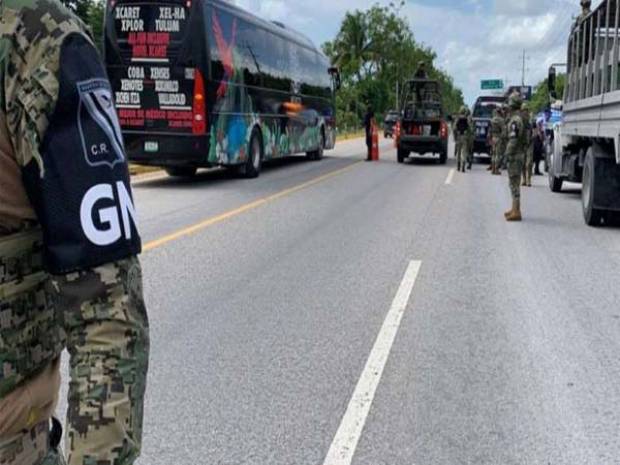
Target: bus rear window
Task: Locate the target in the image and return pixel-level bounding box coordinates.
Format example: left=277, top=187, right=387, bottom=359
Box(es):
left=111, top=0, right=190, bottom=63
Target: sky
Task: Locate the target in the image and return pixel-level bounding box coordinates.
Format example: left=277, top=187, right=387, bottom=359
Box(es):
left=233, top=0, right=603, bottom=105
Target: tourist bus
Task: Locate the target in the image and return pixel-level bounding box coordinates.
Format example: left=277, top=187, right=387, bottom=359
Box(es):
left=104, top=0, right=340, bottom=178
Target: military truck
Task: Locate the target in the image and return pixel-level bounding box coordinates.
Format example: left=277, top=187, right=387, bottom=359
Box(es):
left=396, top=78, right=449, bottom=164
left=548, top=0, right=620, bottom=226
left=472, top=96, right=505, bottom=157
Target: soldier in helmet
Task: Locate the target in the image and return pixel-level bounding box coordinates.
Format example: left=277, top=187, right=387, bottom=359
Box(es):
left=0, top=1, right=149, bottom=464
left=521, top=102, right=534, bottom=187
left=577, top=0, right=592, bottom=25
left=504, top=93, right=527, bottom=221
left=454, top=106, right=470, bottom=172
left=414, top=61, right=429, bottom=79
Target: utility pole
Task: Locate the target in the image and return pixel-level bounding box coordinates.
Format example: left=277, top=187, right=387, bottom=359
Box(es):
left=521, top=49, right=529, bottom=86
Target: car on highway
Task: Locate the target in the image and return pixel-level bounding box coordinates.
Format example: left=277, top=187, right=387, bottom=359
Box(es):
left=383, top=110, right=400, bottom=138
left=395, top=78, right=449, bottom=164
left=472, top=96, right=505, bottom=158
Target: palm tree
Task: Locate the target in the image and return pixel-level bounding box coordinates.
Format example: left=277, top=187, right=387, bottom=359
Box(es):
left=332, top=11, right=376, bottom=82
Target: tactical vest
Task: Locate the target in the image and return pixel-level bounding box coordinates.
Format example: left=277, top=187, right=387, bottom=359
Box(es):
left=0, top=229, right=64, bottom=398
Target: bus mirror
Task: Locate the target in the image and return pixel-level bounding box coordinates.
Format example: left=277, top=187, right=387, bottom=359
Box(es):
left=329, top=67, right=342, bottom=91
left=548, top=67, right=557, bottom=99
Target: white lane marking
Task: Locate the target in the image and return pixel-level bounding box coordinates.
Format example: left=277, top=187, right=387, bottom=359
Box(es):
left=323, top=260, right=422, bottom=465
left=445, top=168, right=455, bottom=185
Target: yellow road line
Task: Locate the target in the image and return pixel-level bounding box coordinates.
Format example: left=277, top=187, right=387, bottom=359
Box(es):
left=143, top=161, right=363, bottom=252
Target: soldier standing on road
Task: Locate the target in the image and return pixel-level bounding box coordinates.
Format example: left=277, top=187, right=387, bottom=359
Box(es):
left=489, top=108, right=504, bottom=175
left=454, top=106, right=470, bottom=173
left=504, top=93, right=527, bottom=222
left=0, top=1, right=149, bottom=464
left=363, top=105, right=375, bottom=162
left=465, top=108, right=475, bottom=170
left=499, top=104, right=510, bottom=171
left=521, top=103, right=534, bottom=187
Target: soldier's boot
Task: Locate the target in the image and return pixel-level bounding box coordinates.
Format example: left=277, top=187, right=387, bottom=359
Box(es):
left=506, top=200, right=522, bottom=222
left=487, top=163, right=493, bottom=171
left=521, top=175, right=527, bottom=187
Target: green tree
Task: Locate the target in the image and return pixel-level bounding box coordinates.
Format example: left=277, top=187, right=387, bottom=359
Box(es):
left=323, top=3, right=464, bottom=129
left=530, top=74, right=566, bottom=114
left=60, top=0, right=105, bottom=51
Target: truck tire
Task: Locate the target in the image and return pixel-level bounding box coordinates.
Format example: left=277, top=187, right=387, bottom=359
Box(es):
left=166, top=167, right=197, bottom=178
left=582, top=148, right=604, bottom=226
left=548, top=167, right=563, bottom=193
left=397, top=148, right=408, bottom=164
left=439, top=149, right=448, bottom=165
left=238, top=129, right=262, bottom=178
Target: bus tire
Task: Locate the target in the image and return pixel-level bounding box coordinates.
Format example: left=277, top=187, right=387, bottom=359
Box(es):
left=239, top=129, right=263, bottom=179
left=165, top=166, right=197, bottom=178
left=307, top=130, right=325, bottom=161
left=582, top=147, right=604, bottom=226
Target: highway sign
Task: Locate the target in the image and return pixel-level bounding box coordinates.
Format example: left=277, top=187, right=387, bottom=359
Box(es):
left=481, top=79, right=504, bottom=90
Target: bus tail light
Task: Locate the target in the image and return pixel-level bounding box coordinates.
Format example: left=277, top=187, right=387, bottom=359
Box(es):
left=192, top=68, right=207, bottom=135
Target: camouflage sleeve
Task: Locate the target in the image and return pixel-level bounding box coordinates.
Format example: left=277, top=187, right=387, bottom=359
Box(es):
left=3, top=4, right=149, bottom=464
left=52, top=256, right=149, bottom=465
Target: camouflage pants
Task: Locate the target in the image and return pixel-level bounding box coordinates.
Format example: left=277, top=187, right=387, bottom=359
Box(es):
left=522, top=145, right=533, bottom=184
left=455, top=135, right=468, bottom=169
left=491, top=141, right=501, bottom=168
left=508, top=153, right=525, bottom=201
left=499, top=139, right=508, bottom=169
left=0, top=422, right=64, bottom=465
left=55, top=257, right=149, bottom=465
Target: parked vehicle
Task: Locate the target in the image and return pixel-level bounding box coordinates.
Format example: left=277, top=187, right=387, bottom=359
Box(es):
left=472, top=96, right=505, bottom=157
left=383, top=110, right=400, bottom=138
left=548, top=0, right=620, bottom=225
left=395, top=79, right=449, bottom=164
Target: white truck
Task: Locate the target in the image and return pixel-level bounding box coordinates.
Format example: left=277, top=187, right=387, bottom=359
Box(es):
left=548, top=0, right=620, bottom=226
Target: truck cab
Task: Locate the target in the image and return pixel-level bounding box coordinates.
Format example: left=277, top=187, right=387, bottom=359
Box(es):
left=548, top=0, right=620, bottom=226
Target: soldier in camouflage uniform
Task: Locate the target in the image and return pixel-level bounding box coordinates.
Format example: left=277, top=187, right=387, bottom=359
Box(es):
left=465, top=107, right=474, bottom=170
left=0, top=1, right=149, bottom=464
left=504, top=93, right=527, bottom=222
left=453, top=106, right=470, bottom=173
left=499, top=105, right=510, bottom=171
left=489, top=108, right=504, bottom=175
left=521, top=102, right=534, bottom=187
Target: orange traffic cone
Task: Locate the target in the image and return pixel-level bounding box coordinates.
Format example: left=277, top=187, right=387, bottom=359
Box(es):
left=371, top=122, right=380, bottom=161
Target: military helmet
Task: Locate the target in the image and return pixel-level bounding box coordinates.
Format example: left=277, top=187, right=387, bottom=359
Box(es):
left=521, top=102, right=529, bottom=111
left=460, top=105, right=468, bottom=115
left=581, top=0, right=591, bottom=7
left=508, top=92, right=523, bottom=110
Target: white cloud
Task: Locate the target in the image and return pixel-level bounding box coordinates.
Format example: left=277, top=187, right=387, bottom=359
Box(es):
left=232, top=0, right=588, bottom=105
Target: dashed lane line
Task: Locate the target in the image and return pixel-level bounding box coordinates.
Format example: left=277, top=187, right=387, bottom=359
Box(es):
left=323, top=260, right=423, bottom=465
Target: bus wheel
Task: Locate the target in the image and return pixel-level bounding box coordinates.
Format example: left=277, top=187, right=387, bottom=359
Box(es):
left=165, top=167, right=197, bottom=178
left=239, top=130, right=262, bottom=179
left=307, top=131, right=325, bottom=161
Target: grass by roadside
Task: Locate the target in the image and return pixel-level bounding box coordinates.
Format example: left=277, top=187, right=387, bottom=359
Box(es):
left=337, top=130, right=365, bottom=141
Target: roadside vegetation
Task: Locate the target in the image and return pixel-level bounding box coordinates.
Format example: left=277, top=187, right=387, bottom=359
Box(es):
left=529, top=74, right=566, bottom=114
left=322, top=3, right=465, bottom=132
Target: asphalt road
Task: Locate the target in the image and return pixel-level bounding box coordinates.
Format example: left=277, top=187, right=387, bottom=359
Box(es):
left=58, top=137, right=620, bottom=464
